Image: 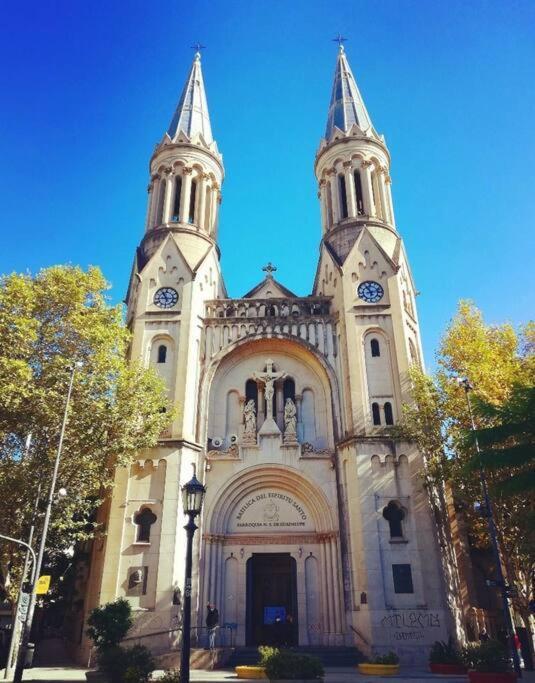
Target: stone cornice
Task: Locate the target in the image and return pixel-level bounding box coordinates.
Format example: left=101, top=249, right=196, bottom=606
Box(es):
left=150, top=141, right=224, bottom=177
left=202, top=531, right=339, bottom=545
left=314, top=134, right=390, bottom=175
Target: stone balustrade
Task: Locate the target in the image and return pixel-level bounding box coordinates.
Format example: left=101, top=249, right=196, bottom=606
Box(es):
left=202, top=296, right=338, bottom=362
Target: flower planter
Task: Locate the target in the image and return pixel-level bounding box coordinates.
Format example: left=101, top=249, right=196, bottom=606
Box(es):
left=358, top=663, right=400, bottom=676
left=235, top=665, right=267, bottom=679
left=430, top=663, right=467, bottom=675
left=468, top=672, right=517, bottom=683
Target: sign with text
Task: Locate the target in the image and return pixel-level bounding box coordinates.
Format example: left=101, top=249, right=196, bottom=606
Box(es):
left=228, top=490, right=314, bottom=533
left=35, top=575, right=51, bottom=595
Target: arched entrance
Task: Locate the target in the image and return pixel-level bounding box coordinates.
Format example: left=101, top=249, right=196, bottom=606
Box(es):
left=200, top=465, right=345, bottom=646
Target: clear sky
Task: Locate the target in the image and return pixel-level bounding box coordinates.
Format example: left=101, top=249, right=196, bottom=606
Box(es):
left=1, top=0, right=534, bottom=365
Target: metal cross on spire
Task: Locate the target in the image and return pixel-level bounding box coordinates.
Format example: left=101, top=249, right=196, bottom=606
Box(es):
left=332, top=33, right=348, bottom=51
left=262, top=262, right=277, bottom=278
left=190, top=42, right=206, bottom=57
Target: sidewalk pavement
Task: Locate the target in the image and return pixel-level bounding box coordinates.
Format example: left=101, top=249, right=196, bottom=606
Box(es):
left=2, top=666, right=534, bottom=682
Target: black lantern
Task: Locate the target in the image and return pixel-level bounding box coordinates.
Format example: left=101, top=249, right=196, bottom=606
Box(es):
left=181, top=471, right=206, bottom=517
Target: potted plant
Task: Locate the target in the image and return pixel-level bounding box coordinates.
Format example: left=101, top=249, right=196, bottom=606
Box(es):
left=429, top=638, right=467, bottom=674
left=235, top=646, right=324, bottom=681
left=86, top=598, right=155, bottom=683
left=462, top=640, right=516, bottom=683
left=358, top=651, right=400, bottom=676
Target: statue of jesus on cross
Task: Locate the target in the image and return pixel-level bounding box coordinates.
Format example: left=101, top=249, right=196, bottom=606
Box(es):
left=253, top=359, right=286, bottom=419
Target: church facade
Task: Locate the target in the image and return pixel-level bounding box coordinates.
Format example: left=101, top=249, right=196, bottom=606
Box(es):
left=83, top=46, right=456, bottom=664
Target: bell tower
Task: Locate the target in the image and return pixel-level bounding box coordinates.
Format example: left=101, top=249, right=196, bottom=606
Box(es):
left=142, top=49, right=224, bottom=262
left=315, top=43, right=396, bottom=264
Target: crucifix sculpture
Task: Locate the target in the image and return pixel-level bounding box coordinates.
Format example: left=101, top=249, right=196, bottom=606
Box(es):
left=262, top=262, right=277, bottom=278
left=253, top=359, right=286, bottom=419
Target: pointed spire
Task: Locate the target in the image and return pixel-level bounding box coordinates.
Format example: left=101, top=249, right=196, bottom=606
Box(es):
left=324, top=44, right=374, bottom=139
left=167, top=51, right=213, bottom=143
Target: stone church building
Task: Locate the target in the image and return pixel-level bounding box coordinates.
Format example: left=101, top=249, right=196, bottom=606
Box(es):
left=82, top=45, right=457, bottom=664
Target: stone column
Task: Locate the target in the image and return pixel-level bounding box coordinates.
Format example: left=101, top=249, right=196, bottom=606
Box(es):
left=318, top=181, right=328, bottom=233
left=385, top=173, right=395, bottom=227
left=276, top=383, right=283, bottom=428
left=163, top=169, right=174, bottom=223
left=145, top=180, right=154, bottom=231
left=295, top=394, right=303, bottom=442
left=179, top=167, right=192, bottom=223
left=257, top=385, right=264, bottom=428
left=210, top=184, right=219, bottom=236
left=378, top=166, right=389, bottom=223
left=328, top=171, right=340, bottom=224
left=360, top=161, right=375, bottom=217
left=197, top=173, right=208, bottom=231
left=343, top=161, right=357, bottom=218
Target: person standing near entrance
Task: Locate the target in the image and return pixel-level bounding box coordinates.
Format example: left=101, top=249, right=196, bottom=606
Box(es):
left=206, top=603, right=219, bottom=650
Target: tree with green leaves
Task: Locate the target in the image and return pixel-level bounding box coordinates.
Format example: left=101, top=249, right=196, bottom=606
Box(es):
left=0, top=266, right=172, bottom=590
left=398, top=301, right=534, bottom=656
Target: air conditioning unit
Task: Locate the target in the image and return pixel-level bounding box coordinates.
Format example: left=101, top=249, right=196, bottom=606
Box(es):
left=211, top=436, right=223, bottom=448
left=229, top=434, right=239, bottom=445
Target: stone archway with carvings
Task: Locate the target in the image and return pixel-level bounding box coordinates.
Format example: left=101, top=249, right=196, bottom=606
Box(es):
left=199, top=464, right=345, bottom=646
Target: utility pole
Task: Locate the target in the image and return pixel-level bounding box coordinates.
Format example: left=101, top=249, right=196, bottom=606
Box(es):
left=3, top=474, right=41, bottom=679
left=13, top=363, right=79, bottom=683
left=458, top=378, right=522, bottom=677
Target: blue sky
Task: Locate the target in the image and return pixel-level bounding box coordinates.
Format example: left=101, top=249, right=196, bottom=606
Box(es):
left=1, top=0, right=534, bottom=365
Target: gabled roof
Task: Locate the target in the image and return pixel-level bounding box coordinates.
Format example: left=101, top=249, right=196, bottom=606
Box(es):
left=167, top=51, right=213, bottom=143
left=324, top=46, right=374, bottom=140
left=242, top=275, right=297, bottom=299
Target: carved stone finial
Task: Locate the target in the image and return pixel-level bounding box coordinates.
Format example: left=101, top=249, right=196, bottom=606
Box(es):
left=262, top=262, right=277, bottom=278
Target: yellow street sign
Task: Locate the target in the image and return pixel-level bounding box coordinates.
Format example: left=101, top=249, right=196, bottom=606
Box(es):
left=35, top=575, right=51, bottom=595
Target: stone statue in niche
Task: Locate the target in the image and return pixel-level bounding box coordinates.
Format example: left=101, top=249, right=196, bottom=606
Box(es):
left=283, top=398, right=298, bottom=444
left=243, top=399, right=257, bottom=441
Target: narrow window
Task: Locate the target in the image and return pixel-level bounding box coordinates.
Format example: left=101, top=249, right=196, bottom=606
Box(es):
left=338, top=174, right=348, bottom=219
left=172, top=176, right=182, bottom=221
left=283, top=378, right=296, bottom=402
left=384, top=402, right=394, bottom=425
left=383, top=501, right=405, bottom=538
left=245, top=379, right=258, bottom=412
left=354, top=170, right=364, bottom=215
left=372, top=171, right=382, bottom=219
left=134, top=508, right=157, bottom=543
left=392, top=564, right=414, bottom=593
left=157, top=345, right=167, bottom=364
left=370, top=338, right=380, bottom=357
left=188, top=179, right=197, bottom=224
left=372, top=402, right=381, bottom=425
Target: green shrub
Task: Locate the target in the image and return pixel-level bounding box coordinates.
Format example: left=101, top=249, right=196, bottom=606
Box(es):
left=258, top=646, right=324, bottom=680
left=87, top=598, right=133, bottom=652
left=372, top=652, right=399, bottom=665
left=462, top=640, right=512, bottom=673
left=430, top=638, right=463, bottom=665
left=98, top=645, right=155, bottom=683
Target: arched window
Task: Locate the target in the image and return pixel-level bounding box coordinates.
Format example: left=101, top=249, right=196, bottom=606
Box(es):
left=188, top=178, right=197, bottom=224
left=370, top=338, right=380, bottom=357
left=338, top=174, right=348, bottom=219
left=157, top=345, right=167, bottom=364
left=283, top=378, right=295, bottom=402
left=245, top=379, right=258, bottom=411
left=134, top=508, right=157, bottom=543
left=172, top=176, right=182, bottom=221
left=372, top=402, right=381, bottom=425
left=383, top=501, right=405, bottom=538
left=384, top=402, right=394, bottom=425
left=354, top=170, right=364, bottom=215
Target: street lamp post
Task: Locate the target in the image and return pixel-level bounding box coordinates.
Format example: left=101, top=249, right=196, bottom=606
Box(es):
left=13, top=362, right=79, bottom=683
left=458, top=378, right=522, bottom=677
left=180, top=466, right=206, bottom=683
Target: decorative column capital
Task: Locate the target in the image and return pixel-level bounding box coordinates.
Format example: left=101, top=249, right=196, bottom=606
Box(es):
left=385, top=175, right=392, bottom=185
left=360, top=160, right=372, bottom=169
left=182, top=166, right=193, bottom=175
left=342, top=160, right=352, bottom=169
left=319, top=178, right=327, bottom=187
left=201, top=172, right=211, bottom=181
